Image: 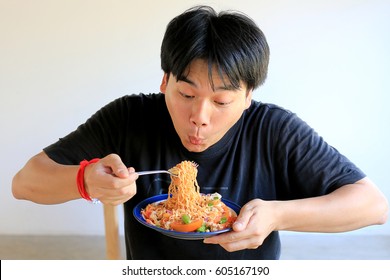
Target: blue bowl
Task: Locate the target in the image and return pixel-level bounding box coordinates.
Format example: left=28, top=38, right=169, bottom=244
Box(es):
left=133, top=194, right=241, bottom=240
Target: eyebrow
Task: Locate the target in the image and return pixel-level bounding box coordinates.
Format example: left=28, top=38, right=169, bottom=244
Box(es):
left=178, top=76, right=239, bottom=92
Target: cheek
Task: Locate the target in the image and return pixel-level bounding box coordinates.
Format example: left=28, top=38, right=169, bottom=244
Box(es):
left=217, top=107, right=246, bottom=131
left=171, top=106, right=187, bottom=121
left=166, top=97, right=188, bottom=124
left=221, top=112, right=241, bottom=128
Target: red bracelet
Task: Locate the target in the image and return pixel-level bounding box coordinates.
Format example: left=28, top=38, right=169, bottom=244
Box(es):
left=77, top=158, right=100, bottom=202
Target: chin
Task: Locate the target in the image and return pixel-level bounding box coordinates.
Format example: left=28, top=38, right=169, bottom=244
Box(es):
left=183, top=142, right=208, bottom=153
left=186, top=146, right=207, bottom=153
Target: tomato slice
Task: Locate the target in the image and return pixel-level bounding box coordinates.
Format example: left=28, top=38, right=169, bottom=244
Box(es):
left=170, top=219, right=203, bottom=232
left=222, top=204, right=232, bottom=217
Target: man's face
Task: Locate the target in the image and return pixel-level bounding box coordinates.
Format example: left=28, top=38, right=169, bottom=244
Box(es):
left=160, top=59, right=252, bottom=153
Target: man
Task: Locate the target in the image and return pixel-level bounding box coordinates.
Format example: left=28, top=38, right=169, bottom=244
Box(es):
left=12, top=6, right=388, bottom=259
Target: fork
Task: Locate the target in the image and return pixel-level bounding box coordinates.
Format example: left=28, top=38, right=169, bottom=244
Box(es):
left=135, top=170, right=177, bottom=176
left=135, top=162, right=198, bottom=177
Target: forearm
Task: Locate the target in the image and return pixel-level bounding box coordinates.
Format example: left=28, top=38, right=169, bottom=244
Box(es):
left=275, top=178, right=388, bottom=233
left=12, top=152, right=80, bottom=204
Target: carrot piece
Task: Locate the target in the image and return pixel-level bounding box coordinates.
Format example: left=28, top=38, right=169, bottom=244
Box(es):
left=170, top=219, right=203, bottom=232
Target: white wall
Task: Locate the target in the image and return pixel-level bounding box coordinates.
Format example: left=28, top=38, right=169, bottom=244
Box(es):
left=1, top=0, right=389, bottom=236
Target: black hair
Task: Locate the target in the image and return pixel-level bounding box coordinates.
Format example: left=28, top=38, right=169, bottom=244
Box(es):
left=160, top=5, right=270, bottom=90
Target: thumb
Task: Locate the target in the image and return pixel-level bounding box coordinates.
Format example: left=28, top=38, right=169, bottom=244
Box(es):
left=102, top=154, right=129, bottom=178
left=233, top=202, right=255, bottom=232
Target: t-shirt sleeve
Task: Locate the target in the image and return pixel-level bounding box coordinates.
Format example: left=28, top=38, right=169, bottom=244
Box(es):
left=273, top=111, right=366, bottom=198
left=43, top=96, right=133, bottom=165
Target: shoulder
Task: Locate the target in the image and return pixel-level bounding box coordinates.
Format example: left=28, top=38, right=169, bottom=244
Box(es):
left=75, top=93, right=167, bottom=135
left=124, top=93, right=164, bottom=102
left=96, top=93, right=166, bottom=118
left=244, top=100, right=302, bottom=133
left=106, top=93, right=164, bottom=109
left=243, top=100, right=320, bottom=150
left=246, top=101, right=294, bottom=121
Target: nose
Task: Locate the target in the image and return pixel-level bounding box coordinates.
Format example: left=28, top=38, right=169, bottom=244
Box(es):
left=190, top=100, right=210, bottom=127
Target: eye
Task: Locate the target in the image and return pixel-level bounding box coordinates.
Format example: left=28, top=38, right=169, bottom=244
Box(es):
left=214, top=100, right=232, bottom=106
left=179, top=92, right=194, bottom=99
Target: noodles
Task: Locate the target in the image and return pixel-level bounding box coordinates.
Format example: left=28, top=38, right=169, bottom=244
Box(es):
left=141, top=161, right=237, bottom=232
left=166, top=161, right=202, bottom=218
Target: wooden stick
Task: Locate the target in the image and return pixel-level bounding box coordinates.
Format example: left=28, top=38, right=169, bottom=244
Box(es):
left=103, top=204, right=121, bottom=259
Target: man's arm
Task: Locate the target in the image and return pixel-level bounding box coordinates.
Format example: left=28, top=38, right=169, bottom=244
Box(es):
left=274, top=178, right=388, bottom=232
left=12, top=152, right=139, bottom=205
left=204, top=178, right=388, bottom=252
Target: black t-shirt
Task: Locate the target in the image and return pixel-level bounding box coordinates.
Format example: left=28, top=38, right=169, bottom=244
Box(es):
left=44, top=93, right=365, bottom=259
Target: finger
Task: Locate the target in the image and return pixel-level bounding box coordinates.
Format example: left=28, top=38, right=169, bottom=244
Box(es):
left=98, top=183, right=137, bottom=197
left=101, top=154, right=130, bottom=178
left=100, top=195, right=132, bottom=206
left=102, top=183, right=137, bottom=204
left=233, top=201, right=257, bottom=232
left=100, top=194, right=134, bottom=206
left=219, top=236, right=262, bottom=252
left=127, top=167, right=140, bottom=181
left=204, top=225, right=265, bottom=252
left=95, top=182, right=137, bottom=203
left=128, top=167, right=135, bottom=173
left=204, top=230, right=242, bottom=244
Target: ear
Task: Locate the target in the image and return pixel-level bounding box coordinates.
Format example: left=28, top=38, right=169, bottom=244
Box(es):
left=160, top=73, right=169, bottom=94
left=245, top=89, right=253, bottom=109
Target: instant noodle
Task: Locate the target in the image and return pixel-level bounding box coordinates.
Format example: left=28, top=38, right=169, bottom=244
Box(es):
left=141, top=161, right=237, bottom=232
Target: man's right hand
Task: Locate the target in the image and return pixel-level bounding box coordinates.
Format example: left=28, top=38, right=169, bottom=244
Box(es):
left=83, top=154, right=139, bottom=205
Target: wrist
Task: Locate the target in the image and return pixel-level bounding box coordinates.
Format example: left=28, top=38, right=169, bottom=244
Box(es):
left=271, top=200, right=291, bottom=231
left=76, top=158, right=100, bottom=203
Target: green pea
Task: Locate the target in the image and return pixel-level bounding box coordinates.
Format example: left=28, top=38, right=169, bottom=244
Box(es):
left=219, top=217, right=227, bottom=224
left=196, top=224, right=207, bottom=232
left=182, top=214, right=191, bottom=224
